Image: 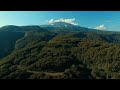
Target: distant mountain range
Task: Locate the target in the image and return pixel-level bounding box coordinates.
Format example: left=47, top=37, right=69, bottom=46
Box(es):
left=40, top=22, right=97, bottom=32
left=0, top=22, right=120, bottom=79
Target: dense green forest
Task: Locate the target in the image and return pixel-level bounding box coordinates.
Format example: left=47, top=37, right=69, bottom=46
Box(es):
left=1, top=22, right=120, bottom=79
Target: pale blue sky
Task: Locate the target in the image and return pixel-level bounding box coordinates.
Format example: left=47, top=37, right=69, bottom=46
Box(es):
left=0, top=11, right=120, bottom=31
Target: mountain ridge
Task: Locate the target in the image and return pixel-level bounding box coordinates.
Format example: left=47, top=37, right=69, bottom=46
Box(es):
left=0, top=22, right=120, bottom=79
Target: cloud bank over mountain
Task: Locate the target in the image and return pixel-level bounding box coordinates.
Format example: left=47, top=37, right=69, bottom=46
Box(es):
left=48, top=18, right=79, bottom=26
left=94, top=24, right=106, bottom=30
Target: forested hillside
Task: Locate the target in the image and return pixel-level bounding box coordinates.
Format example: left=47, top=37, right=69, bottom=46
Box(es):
left=1, top=22, right=120, bottom=79
left=0, top=31, right=24, bottom=59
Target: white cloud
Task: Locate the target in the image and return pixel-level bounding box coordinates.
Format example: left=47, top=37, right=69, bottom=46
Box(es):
left=48, top=19, right=54, bottom=23
left=94, top=24, right=106, bottom=30
left=48, top=18, right=79, bottom=26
